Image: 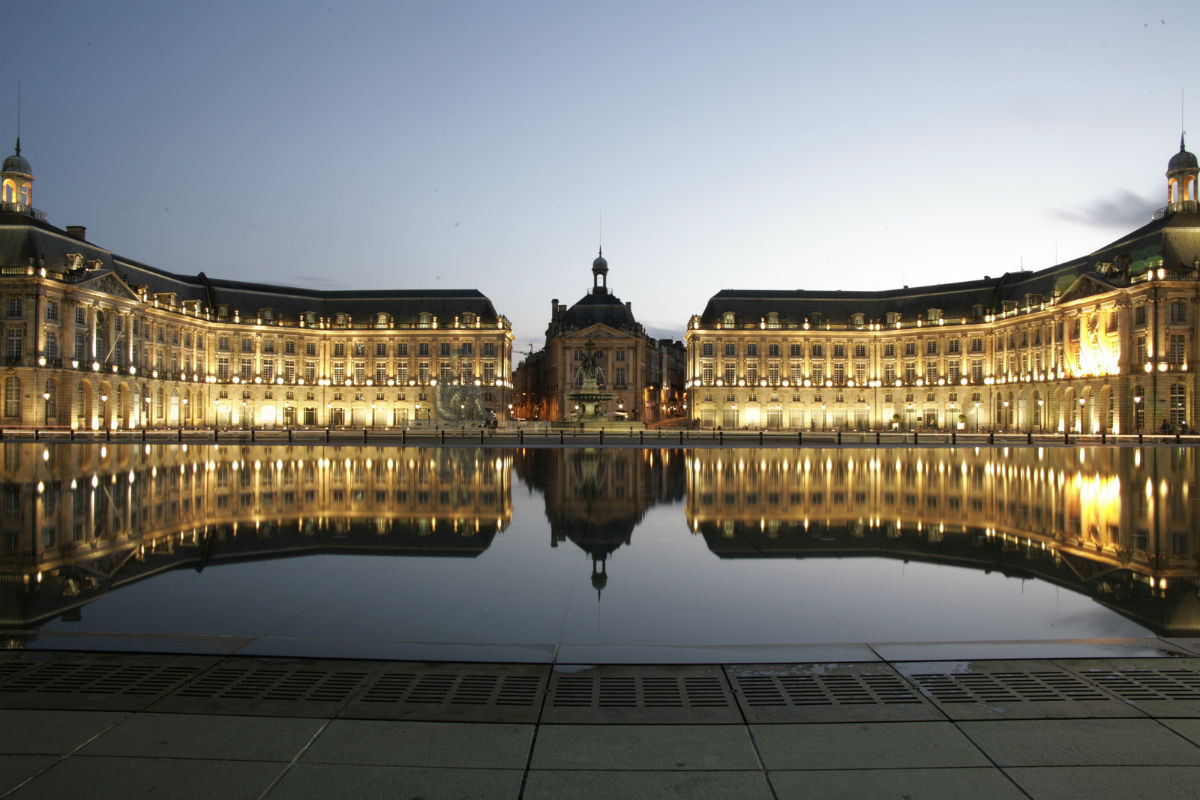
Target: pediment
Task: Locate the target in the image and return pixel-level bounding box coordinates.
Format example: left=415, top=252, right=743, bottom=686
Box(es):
left=1056, top=273, right=1116, bottom=304
left=558, top=323, right=635, bottom=341
left=75, top=269, right=143, bottom=302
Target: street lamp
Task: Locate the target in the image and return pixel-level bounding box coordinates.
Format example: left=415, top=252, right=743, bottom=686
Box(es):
left=1037, top=398, right=1044, bottom=433
left=1078, top=397, right=1086, bottom=433
left=1134, top=395, right=1143, bottom=432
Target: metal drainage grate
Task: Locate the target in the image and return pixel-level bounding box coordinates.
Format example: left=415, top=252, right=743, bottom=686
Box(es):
left=909, top=670, right=1109, bottom=704
left=360, top=672, right=542, bottom=707
left=1079, top=669, right=1200, bottom=702
left=542, top=667, right=740, bottom=724
left=551, top=674, right=729, bottom=709
left=0, top=654, right=206, bottom=709
left=173, top=664, right=369, bottom=704
left=733, top=672, right=921, bottom=707
left=344, top=666, right=547, bottom=722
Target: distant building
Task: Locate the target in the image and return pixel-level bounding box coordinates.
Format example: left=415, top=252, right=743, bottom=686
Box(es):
left=686, top=139, right=1200, bottom=433
left=512, top=251, right=685, bottom=423
left=0, top=143, right=513, bottom=430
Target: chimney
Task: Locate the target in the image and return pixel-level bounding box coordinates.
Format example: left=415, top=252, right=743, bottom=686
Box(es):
left=66, top=225, right=87, bottom=241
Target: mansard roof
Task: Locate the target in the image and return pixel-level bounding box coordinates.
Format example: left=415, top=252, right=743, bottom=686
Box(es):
left=0, top=211, right=502, bottom=324
left=699, top=207, right=1200, bottom=328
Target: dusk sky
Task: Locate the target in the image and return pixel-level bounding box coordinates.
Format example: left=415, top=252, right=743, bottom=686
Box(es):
left=9, top=1, right=1199, bottom=356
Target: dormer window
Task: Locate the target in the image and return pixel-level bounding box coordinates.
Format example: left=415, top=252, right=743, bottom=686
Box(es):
left=334, top=313, right=349, bottom=327
left=885, top=311, right=900, bottom=326
left=765, top=312, right=781, bottom=329
left=418, top=312, right=433, bottom=329
left=461, top=312, right=477, bottom=326
left=850, top=313, right=865, bottom=329
left=926, top=308, right=942, bottom=323
left=258, top=308, right=275, bottom=321
left=722, top=312, right=735, bottom=328
left=375, top=313, right=391, bottom=328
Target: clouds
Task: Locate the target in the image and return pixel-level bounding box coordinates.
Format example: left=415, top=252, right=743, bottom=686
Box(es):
left=1055, top=189, right=1159, bottom=229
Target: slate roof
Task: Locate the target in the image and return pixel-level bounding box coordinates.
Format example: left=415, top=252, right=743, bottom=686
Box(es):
left=0, top=211, right=502, bottom=325
left=699, top=208, right=1200, bottom=327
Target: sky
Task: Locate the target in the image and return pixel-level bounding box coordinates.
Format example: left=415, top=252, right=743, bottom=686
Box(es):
left=7, top=1, right=1200, bottom=357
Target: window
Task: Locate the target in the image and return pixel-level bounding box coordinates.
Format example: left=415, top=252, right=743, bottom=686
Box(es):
left=948, top=361, right=960, bottom=383
left=702, top=342, right=714, bottom=357
left=75, top=307, right=86, bottom=326
left=218, top=336, right=231, bottom=351
left=904, top=363, right=916, bottom=382
left=767, top=343, right=779, bottom=357
left=724, top=343, right=736, bottom=357
left=904, top=342, right=916, bottom=356
left=375, top=342, right=388, bottom=357
left=483, top=342, right=496, bottom=357
left=5, top=329, right=22, bottom=360
left=262, top=339, right=275, bottom=354
left=239, top=358, right=253, bottom=380
left=832, top=344, right=845, bottom=358
left=241, top=337, right=254, bottom=353
left=44, top=300, right=58, bottom=322
left=396, top=342, right=408, bottom=356
left=853, top=344, right=866, bottom=358
left=1134, top=306, right=1147, bottom=327
left=439, top=342, right=451, bottom=357
left=925, top=361, right=938, bottom=381
left=262, top=358, right=274, bottom=382
left=790, top=344, right=802, bottom=357
left=884, top=364, right=896, bottom=384
left=418, top=342, right=429, bottom=357
left=1170, top=384, right=1187, bottom=425
left=217, top=356, right=230, bottom=381
left=925, top=340, right=938, bottom=355
left=460, top=341, right=473, bottom=356
left=723, top=363, right=736, bottom=383
left=333, top=362, right=345, bottom=383
left=284, top=339, right=295, bottom=355
left=6, top=299, right=21, bottom=318
left=355, top=362, right=367, bottom=383
left=883, top=343, right=895, bottom=357
left=971, top=360, right=983, bottom=383
left=376, top=362, right=388, bottom=383
left=334, top=342, right=346, bottom=357
left=970, top=337, right=983, bottom=353
left=304, top=361, right=316, bottom=382
left=3, top=377, right=18, bottom=417
left=1171, top=302, right=1187, bottom=324
left=1168, top=334, right=1186, bottom=365
left=811, top=344, right=824, bottom=358
left=746, top=343, right=758, bottom=357
left=615, top=367, right=626, bottom=387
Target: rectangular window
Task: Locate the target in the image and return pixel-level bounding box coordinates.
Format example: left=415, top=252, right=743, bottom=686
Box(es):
left=1134, top=306, right=1147, bottom=327
left=970, top=338, right=983, bottom=353
left=5, top=329, right=21, bottom=360
left=832, top=363, right=845, bottom=383
left=615, top=366, right=626, bottom=387
left=305, top=341, right=316, bottom=356
left=6, top=299, right=21, bottom=318
left=811, top=364, right=824, bottom=383
left=884, top=364, right=896, bottom=384
left=971, top=360, right=983, bottom=383
left=239, top=358, right=253, bottom=380
left=746, top=343, right=758, bottom=357
left=702, top=363, right=714, bottom=384
left=376, top=362, right=388, bottom=383
left=75, top=307, right=86, bottom=326
left=768, top=343, right=780, bottom=357
left=418, top=342, right=429, bottom=357
left=904, top=363, right=916, bottom=383
left=241, top=337, right=254, bottom=353
left=925, top=340, right=938, bottom=355
left=418, top=362, right=429, bottom=382
left=724, top=343, right=736, bottom=357
left=396, top=363, right=408, bottom=383
left=811, top=344, right=824, bottom=358
left=615, top=348, right=625, bottom=361
left=334, top=342, right=346, bottom=357
left=355, top=362, right=366, bottom=383
left=304, top=361, right=316, bottom=382
left=262, top=358, right=274, bottom=382
left=482, top=342, right=496, bottom=357
left=217, top=356, right=230, bottom=381
left=218, top=336, right=230, bottom=351
left=4, top=378, right=18, bottom=417
left=883, top=343, right=895, bottom=357
left=44, top=300, right=58, bottom=322
left=853, top=344, right=866, bottom=358
left=790, top=344, right=803, bottom=357
left=284, top=339, right=295, bottom=355
left=724, top=363, right=736, bottom=383
left=284, top=360, right=296, bottom=382
left=948, top=361, right=960, bottom=383
left=333, top=362, right=345, bottom=383
left=832, top=344, right=845, bottom=358
left=948, top=339, right=960, bottom=354
left=702, top=342, right=714, bottom=357
left=396, top=342, right=408, bottom=356
left=1171, top=302, right=1187, bottom=324
left=439, top=342, right=451, bottom=357
left=1169, top=334, right=1186, bottom=365
left=482, top=362, right=495, bottom=382
left=925, top=361, right=938, bottom=381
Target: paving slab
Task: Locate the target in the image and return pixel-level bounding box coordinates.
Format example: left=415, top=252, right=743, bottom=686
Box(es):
left=530, top=724, right=760, bottom=770
left=894, top=659, right=1141, bottom=720
left=726, top=662, right=944, bottom=723
left=523, top=769, right=774, bottom=800
left=6, top=755, right=283, bottom=800
left=0, top=709, right=128, bottom=755
left=751, top=722, right=990, bottom=770
left=1158, top=718, right=1200, bottom=747
left=301, top=719, right=533, bottom=769
left=769, top=767, right=1027, bottom=799
left=0, top=651, right=219, bottom=711
left=264, top=763, right=524, bottom=800
left=1004, top=765, right=1200, bottom=799
left=0, top=755, right=58, bottom=796
left=78, top=712, right=325, bottom=761
left=957, top=718, right=1200, bottom=766
left=556, top=642, right=880, bottom=664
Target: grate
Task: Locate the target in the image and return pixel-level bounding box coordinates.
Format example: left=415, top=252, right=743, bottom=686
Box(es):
left=1079, top=668, right=1200, bottom=702
left=345, top=665, right=546, bottom=723
left=542, top=666, right=739, bottom=724
left=733, top=672, right=921, bottom=707
left=0, top=653, right=209, bottom=710
left=173, top=664, right=368, bottom=704
left=909, top=670, right=1108, bottom=705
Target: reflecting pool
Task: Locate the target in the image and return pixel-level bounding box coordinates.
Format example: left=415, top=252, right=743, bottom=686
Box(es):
left=1, top=443, right=1197, bottom=662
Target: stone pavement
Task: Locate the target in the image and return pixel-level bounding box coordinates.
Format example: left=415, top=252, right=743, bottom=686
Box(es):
left=5, top=649, right=1200, bottom=799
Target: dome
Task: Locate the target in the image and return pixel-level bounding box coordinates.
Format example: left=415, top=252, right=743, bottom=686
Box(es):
left=2, top=140, right=31, bottom=176
left=2, top=152, right=31, bottom=177
left=592, top=253, right=608, bottom=272
left=560, top=291, right=636, bottom=330
left=1168, top=136, right=1198, bottom=173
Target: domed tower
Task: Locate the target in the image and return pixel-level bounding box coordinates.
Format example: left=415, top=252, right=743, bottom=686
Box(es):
left=1, top=138, right=33, bottom=209
left=591, top=248, right=608, bottom=295
left=1166, top=134, right=1198, bottom=214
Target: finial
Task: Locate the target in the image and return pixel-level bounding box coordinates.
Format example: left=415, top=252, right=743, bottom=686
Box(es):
left=13, top=137, right=19, bottom=156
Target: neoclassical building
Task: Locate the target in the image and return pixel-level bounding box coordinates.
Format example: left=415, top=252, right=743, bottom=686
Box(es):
left=512, top=252, right=685, bottom=423
left=0, top=143, right=513, bottom=430
left=686, top=140, right=1200, bottom=433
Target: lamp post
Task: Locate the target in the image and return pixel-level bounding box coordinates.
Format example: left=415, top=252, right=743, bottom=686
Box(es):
left=1037, top=398, right=1044, bottom=433
left=1078, top=397, right=1086, bottom=433
left=1134, top=394, right=1143, bottom=432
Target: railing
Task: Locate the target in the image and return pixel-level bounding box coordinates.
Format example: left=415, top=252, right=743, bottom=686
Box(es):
left=0, top=201, right=47, bottom=221
left=1152, top=200, right=1199, bottom=220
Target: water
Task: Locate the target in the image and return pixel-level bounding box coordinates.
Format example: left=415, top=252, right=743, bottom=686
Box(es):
left=1, top=443, right=1196, bottom=662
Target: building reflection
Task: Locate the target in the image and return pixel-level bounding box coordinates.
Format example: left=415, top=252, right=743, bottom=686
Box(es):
left=685, top=447, right=1200, bottom=634
left=0, top=443, right=512, bottom=627
left=514, top=448, right=685, bottom=594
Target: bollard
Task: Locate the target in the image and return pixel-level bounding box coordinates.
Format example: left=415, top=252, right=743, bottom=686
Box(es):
left=519, top=429, right=524, bottom=444
left=34, top=429, right=39, bottom=441
left=178, top=427, right=183, bottom=441
left=1178, top=432, right=1182, bottom=444
left=288, top=428, right=293, bottom=443
left=251, top=428, right=256, bottom=442
left=913, top=431, right=918, bottom=445
left=214, top=428, right=218, bottom=442
left=1027, top=431, right=1032, bottom=445
left=440, top=430, right=445, bottom=444
left=363, top=428, right=368, bottom=443
left=836, top=430, right=841, bottom=445
left=951, top=431, right=956, bottom=445
left=1064, top=430, right=1069, bottom=445
left=326, top=427, right=330, bottom=443
left=1101, top=431, right=1106, bottom=444
left=988, top=432, right=994, bottom=445
left=402, top=429, right=406, bottom=445
left=142, top=428, right=147, bottom=441
left=70, top=429, right=75, bottom=441
left=639, top=430, right=644, bottom=444
left=719, top=430, right=723, bottom=445
left=760, top=430, right=764, bottom=446
left=875, top=431, right=880, bottom=445
left=1138, top=432, right=1143, bottom=445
